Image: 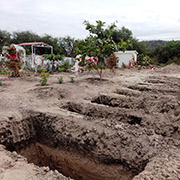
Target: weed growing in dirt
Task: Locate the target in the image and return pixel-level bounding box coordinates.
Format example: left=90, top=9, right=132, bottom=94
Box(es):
left=40, top=70, right=49, bottom=86
left=58, top=76, right=63, bottom=84
left=70, top=76, right=75, bottom=83
left=58, top=61, right=72, bottom=72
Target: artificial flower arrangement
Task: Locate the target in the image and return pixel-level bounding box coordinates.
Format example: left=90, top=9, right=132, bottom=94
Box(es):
left=75, top=54, right=98, bottom=71
left=2, top=43, right=22, bottom=77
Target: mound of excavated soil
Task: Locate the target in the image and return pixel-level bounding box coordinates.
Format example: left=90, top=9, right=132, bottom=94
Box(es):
left=0, top=65, right=180, bottom=180
left=157, top=64, right=180, bottom=74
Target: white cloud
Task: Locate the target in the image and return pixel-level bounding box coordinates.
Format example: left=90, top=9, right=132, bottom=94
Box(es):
left=0, top=0, right=180, bottom=40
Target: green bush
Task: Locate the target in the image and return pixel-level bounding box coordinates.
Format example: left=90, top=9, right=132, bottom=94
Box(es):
left=43, top=54, right=64, bottom=60
left=153, top=41, right=180, bottom=64
left=137, top=54, right=151, bottom=66
left=37, top=67, right=46, bottom=73
left=58, top=61, right=72, bottom=72
left=70, top=76, right=75, bottom=83
left=39, top=70, right=49, bottom=86
left=58, top=76, right=63, bottom=84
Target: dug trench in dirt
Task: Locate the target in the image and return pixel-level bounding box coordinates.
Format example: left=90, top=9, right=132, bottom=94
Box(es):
left=1, top=109, right=180, bottom=180
left=0, top=65, right=180, bottom=179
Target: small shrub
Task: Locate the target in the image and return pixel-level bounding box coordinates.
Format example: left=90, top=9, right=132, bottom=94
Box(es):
left=40, top=70, right=49, bottom=86
left=58, top=76, right=63, bottom=84
left=106, top=54, right=118, bottom=72
left=58, top=61, right=72, bottom=72
left=37, top=67, right=46, bottom=73
left=137, top=54, right=151, bottom=66
left=70, top=76, right=75, bottom=83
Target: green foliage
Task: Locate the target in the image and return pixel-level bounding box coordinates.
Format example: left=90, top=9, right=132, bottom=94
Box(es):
left=39, top=70, right=49, bottom=86
left=143, top=40, right=167, bottom=51
left=0, top=30, right=11, bottom=51
left=0, top=81, right=2, bottom=86
left=58, top=36, right=76, bottom=57
left=58, top=76, right=63, bottom=84
left=11, top=31, right=41, bottom=44
left=40, top=34, right=60, bottom=54
left=37, top=67, right=47, bottom=73
left=111, top=27, right=147, bottom=55
left=74, top=20, right=130, bottom=59
left=0, top=67, right=8, bottom=74
left=43, top=54, right=64, bottom=61
left=112, top=26, right=133, bottom=43
left=70, top=76, right=75, bottom=83
left=74, top=20, right=131, bottom=80
left=137, top=54, right=151, bottom=66
left=58, top=61, right=72, bottom=72
left=0, top=29, right=73, bottom=55
left=25, top=48, right=31, bottom=55
left=153, top=41, right=180, bottom=64
left=130, top=39, right=146, bottom=54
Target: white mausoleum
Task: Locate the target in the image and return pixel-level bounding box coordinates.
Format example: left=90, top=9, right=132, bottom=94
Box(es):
left=114, top=50, right=138, bottom=66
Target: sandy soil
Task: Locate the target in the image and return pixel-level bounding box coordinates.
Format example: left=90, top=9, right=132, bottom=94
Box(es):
left=0, top=64, right=180, bottom=179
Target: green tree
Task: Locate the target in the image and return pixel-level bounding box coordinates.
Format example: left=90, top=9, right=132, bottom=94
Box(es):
left=112, top=26, right=133, bottom=43
left=58, top=36, right=76, bottom=57
left=137, top=54, right=151, bottom=66
left=153, top=41, right=180, bottom=64
left=74, top=20, right=130, bottom=79
left=130, top=39, right=146, bottom=54
left=111, top=27, right=146, bottom=54
left=40, top=34, right=60, bottom=54
left=11, top=30, right=41, bottom=44
left=0, top=30, right=11, bottom=51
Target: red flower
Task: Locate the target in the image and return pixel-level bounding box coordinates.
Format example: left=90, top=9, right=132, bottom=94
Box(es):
left=10, top=52, right=16, bottom=59
left=4, top=41, right=7, bottom=45
left=73, top=53, right=76, bottom=57
left=70, top=51, right=73, bottom=54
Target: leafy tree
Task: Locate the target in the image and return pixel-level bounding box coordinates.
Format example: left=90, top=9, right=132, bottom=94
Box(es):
left=0, top=30, right=11, bottom=52
left=74, top=20, right=130, bottom=79
left=130, top=39, right=146, bottom=54
left=137, top=54, right=151, bottom=66
left=58, top=36, right=76, bottom=57
left=40, top=34, right=60, bottom=54
left=143, top=40, right=167, bottom=51
left=11, top=30, right=41, bottom=44
left=153, top=41, right=180, bottom=64
left=111, top=27, right=146, bottom=54
left=112, top=26, right=133, bottom=43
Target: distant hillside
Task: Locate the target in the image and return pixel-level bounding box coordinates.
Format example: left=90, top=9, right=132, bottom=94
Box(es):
left=141, top=40, right=167, bottom=50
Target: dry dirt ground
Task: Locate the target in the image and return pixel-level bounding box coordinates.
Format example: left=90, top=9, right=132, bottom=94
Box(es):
left=0, top=65, right=180, bottom=180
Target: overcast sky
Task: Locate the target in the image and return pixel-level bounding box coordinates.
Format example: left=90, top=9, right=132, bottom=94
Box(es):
left=1, top=0, right=180, bottom=41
